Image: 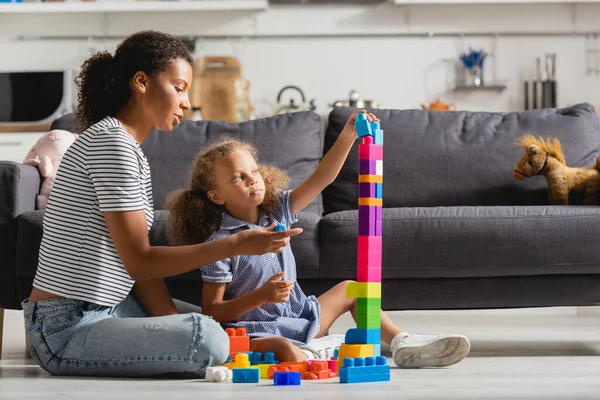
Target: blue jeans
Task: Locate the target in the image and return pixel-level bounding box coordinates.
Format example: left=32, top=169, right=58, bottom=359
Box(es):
left=22, top=294, right=229, bottom=377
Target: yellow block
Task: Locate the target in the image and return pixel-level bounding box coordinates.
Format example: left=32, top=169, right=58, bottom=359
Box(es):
left=224, top=353, right=250, bottom=370
left=346, top=282, right=381, bottom=299
left=358, top=198, right=383, bottom=206
left=257, top=364, right=274, bottom=379
left=359, top=174, right=383, bottom=183
left=338, top=344, right=374, bottom=365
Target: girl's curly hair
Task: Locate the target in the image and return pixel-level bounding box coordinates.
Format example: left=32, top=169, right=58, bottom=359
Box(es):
left=167, top=138, right=290, bottom=246
left=75, top=30, right=193, bottom=131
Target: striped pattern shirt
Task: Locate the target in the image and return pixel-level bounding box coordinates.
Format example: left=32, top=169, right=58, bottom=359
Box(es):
left=32, top=116, right=154, bottom=306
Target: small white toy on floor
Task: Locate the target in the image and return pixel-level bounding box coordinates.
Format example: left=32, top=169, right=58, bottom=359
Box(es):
left=206, top=366, right=233, bottom=382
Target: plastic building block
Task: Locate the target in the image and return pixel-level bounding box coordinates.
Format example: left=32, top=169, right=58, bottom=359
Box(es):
left=328, top=359, right=338, bottom=373
left=357, top=297, right=381, bottom=308
left=376, top=160, right=383, bottom=176
left=338, top=344, right=374, bottom=365
left=278, top=361, right=307, bottom=374
left=357, top=267, right=382, bottom=283
left=373, top=344, right=381, bottom=357
left=333, top=348, right=339, bottom=360
left=232, top=367, right=260, bottom=383
left=257, top=364, right=274, bottom=379
left=359, top=160, right=377, bottom=175
left=249, top=352, right=279, bottom=366
left=356, top=306, right=381, bottom=329
left=373, top=128, right=384, bottom=146
left=359, top=182, right=377, bottom=198
left=345, top=328, right=381, bottom=345
left=362, top=136, right=374, bottom=145
left=358, top=198, right=383, bottom=207
left=357, top=249, right=381, bottom=270
left=346, top=282, right=381, bottom=299
left=301, top=361, right=336, bottom=380
left=370, top=121, right=380, bottom=133
left=358, top=174, right=383, bottom=184
left=358, top=236, right=382, bottom=256
left=358, top=206, right=382, bottom=236
left=274, top=372, right=301, bottom=386
left=355, top=113, right=372, bottom=138
left=226, top=327, right=250, bottom=359
left=375, top=221, right=382, bottom=237
left=376, top=183, right=383, bottom=199
left=358, top=144, right=383, bottom=161
left=224, top=353, right=251, bottom=370
left=206, top=366, right=233, bottom=382
left=339, top=356, right=390, bottom=384
left=274, top=224, right=286, bottom=232
left=267, top=364, right=302, bottom=379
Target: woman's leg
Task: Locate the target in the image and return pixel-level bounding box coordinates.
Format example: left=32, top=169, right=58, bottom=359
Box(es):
left=316, top=280, right=402, bottom=344
left=24, top=295, right=229, bottom=377
left=250, top=336, right=307, bottom=363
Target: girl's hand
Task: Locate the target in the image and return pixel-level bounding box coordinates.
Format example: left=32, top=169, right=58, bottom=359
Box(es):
left=258, top=272, right=294, bottom=304
left=232, top=223, right=301, bottom=257
left=339, top=109, right=380, bottom=142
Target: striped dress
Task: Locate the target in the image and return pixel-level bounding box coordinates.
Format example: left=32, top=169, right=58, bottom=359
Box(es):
left=32, top=116, right=154, bottom=307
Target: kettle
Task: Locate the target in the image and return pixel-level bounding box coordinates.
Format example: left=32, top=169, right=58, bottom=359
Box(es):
left=421, top=98, right=456, bottom=111
left=275, top=85, right=316, bottom=115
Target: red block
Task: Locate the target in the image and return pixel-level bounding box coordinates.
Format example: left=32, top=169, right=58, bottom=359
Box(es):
left=357, top=251, right=382, bottom=270
left=358, top=236, right=382, bottom=253
left=358, top=144, right=383, bottom=161
left=358, top=267, right=382, bottom=282
left=226, top=327, right=250, bottom=359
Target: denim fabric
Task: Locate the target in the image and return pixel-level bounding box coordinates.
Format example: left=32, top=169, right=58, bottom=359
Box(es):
left=22, top=294, right=229, bottom=377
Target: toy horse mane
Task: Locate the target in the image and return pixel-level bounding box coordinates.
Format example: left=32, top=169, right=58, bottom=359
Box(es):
left=517, top=134, right=566, bottom=164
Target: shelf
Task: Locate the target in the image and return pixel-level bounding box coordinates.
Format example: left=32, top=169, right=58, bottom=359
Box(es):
left=393, top=0, right=600, bottom=4
left=0, top=0, right=268, bottom=14
left=454, top=83, right=507, bottom=91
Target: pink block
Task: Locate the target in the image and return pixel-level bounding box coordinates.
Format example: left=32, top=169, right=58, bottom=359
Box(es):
left=358, top=144, right=383, bottom=161
left=357, top=251, right=382, bottom=269
left=358, top=267, right=382, bottom=282
left=358, top=236, right=382, bottom=253
left=328, top=360, right=338, bottom=374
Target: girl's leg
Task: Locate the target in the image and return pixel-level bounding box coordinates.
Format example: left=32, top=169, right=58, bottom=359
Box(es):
left=250, top=336, right=307, bottom=362
left=24, top=295, right=229, bottom=377
left=316, top=280, right=402, bottom=344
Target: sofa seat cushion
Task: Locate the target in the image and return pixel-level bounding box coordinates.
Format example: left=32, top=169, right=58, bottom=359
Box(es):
left=15, top=210, right=320, bottom=281
left=319, top=206, right=600, bottom=279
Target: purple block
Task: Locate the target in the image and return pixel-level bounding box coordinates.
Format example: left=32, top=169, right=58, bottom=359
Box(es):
left=359, top=183, right=377, bottom=198
left=359, top=160, right=377, bottom=175
left=359, top=206, right=382, bottom=236
left=375, top=221, right=382, bottom=237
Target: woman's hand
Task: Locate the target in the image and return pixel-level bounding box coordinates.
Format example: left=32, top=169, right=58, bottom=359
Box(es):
left=232, top=222, right=302, bottom=257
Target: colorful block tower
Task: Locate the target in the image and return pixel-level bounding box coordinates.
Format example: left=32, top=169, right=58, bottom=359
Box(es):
left=338, top=113, right=384, bottom=367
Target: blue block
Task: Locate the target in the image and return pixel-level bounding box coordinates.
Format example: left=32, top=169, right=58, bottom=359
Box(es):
left=373, top=344, right=381, bottom=357
left=339, top=356, right=391, bottom=384
left=376, top=183, right=383, bottom=199
left=345, top=328, right=381, bottom=345
left=355, top=113, right=372, bottom=138
left=274, top=224, right=286, bottom=232
left=249, top=351, right=279, bottom=366
left=373, top=129, right=384, bottom=145
left=232, top=368, right=260, bottom=383
left=333, top=348, right=339, bottom=360
left=273, top=372, right=301, bottom=386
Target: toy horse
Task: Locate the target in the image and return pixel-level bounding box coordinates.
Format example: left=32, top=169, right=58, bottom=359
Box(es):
left=513, top=135, right=600, bottom=205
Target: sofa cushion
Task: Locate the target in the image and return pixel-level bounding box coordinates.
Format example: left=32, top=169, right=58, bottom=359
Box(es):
left=15, top=210, right=320, bottom=281
left=323, top=103, right=600, bottom=214
left=319, top=205, right=600, bottom=279
left=52, top=112, right=324, bottom=215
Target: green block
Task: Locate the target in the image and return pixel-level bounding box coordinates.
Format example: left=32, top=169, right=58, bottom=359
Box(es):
left=357, top=298, right=381, bottom=308
left=356, top=306, right=380, bottom=329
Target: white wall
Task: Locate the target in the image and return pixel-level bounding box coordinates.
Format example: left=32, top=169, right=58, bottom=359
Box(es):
left=1, top=3, right=600, bottom=117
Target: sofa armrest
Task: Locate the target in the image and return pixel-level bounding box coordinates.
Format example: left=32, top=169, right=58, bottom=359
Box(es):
left=0, top=161, right=40, bottom=309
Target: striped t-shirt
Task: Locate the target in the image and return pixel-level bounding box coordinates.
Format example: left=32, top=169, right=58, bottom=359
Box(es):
left=32, top=116, right=154, bottom=307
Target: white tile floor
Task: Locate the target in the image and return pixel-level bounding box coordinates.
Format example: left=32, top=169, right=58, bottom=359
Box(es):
left=2, top=307, right=600, bottom=399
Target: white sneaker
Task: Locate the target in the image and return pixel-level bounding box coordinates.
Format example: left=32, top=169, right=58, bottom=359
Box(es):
left=391, top=333, right=470, bottom=368
left=299, top=334, right=346, bottom=360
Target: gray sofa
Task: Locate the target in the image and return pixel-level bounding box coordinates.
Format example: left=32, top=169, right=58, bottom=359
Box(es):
left=2, top=103, right=600, bottom=315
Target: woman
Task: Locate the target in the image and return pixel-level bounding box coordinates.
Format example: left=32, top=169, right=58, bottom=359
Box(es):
left=23, top=30, right=302, bottom=378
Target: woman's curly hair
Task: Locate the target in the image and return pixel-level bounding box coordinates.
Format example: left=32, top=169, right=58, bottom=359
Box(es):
left=75, top=30, right=193, bottom=131
left=167, top=138, right=290, bottom=246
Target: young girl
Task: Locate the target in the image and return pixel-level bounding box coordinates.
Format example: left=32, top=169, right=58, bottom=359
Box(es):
left=168, top=110, right=471, bottom=368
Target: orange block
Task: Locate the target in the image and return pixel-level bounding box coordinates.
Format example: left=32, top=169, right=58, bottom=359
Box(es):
left=267, top=364, right=301, bottom=379
left=358, top=174, right=383, bottom=184
left=358, top=198, right=383, bottom=206
left=226, top=327, right=250, bottom=359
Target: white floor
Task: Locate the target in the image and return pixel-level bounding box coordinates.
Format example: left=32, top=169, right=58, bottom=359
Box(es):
left=1, top=307, right=600, bottom=399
